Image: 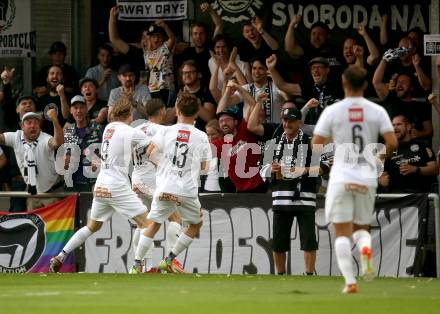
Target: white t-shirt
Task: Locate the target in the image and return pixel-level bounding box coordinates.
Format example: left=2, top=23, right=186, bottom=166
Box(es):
left=234, top=80, right=285, bottom=123
left=151, top=123, right=212, bottom=197
left=144, top=43, right=174, bottom=92
left=131, top=121, right=166, bottom=196
left=96, top=122, right=149, bottom=188
left=314, top=97, right=394, bottom=187
left=3, top=131, right=60, bottom=193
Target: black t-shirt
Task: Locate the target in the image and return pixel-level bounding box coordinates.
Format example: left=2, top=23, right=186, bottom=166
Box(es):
left=383, top=92, right=431, bottom=132
left=262, top=123, right=283, bottom=141
left=0, top=83, right=19, bottom=131
left=88, top=99, right=108, bottom=122
left=125, top=45, right=145, bottom=78
left=302, top=43, right=341, bottom=65
left=178, top=47, right=211, bottom=86
left=299, top=81, right=343, bottom=125
left=36, top=63, right=79, bottom=92
left=238, top=41, right=286, bottom=78
left=36, top=93, right=71, bottom=134
left=384, top=139, right=437, bottom=193
left=384, top=59, right=431, bottom=97
left=109, top=45, right=141, bottom=78
left=187, top=86, right=216, bottom=131
left=238, top=40, right=276, bottom=63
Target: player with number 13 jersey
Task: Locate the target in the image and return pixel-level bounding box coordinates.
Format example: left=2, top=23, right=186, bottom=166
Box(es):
left=151, top=123, right=211, bottom=198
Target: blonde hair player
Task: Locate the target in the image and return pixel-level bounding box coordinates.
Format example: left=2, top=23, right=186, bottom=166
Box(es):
left=49, top=97, right=151, bottom=272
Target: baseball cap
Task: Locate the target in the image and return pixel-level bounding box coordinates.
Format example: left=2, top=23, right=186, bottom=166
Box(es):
left=70, top=95, right=85, bottom=106
left=216, top=108, right=238, bottom=120
left=21, top=112, right=42, bottom=122
left=308, top=57, right=329, bottom=67
left=282, top=108, right=302, bottom=121
left=147, top=24, right=166, bottom=36
left=49, top=41, right=67, bottom=54
left=16, top=95, right=37, bottom=107
left=79, top=77, right=99, bottom=89
left=118, top=64, right=135, bottom=75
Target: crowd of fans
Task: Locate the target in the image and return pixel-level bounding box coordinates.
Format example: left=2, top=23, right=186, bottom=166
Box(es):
left=0, top=3, right=439, bottom=214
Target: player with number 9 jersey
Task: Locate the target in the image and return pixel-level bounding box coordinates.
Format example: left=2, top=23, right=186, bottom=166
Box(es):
left=98, top=122, right=149, bottom=188
left=93, top=121, right=149, bottom=220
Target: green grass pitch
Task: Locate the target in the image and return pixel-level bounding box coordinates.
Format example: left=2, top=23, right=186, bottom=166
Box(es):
left=1, top=274, right=439, bottom=314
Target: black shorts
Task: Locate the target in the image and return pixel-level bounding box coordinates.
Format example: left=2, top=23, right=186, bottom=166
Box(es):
left=272, top=209, right=318, bottom=252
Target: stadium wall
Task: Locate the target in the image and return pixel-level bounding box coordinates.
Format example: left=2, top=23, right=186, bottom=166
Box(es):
left=77, top=193, right=437, bottom=277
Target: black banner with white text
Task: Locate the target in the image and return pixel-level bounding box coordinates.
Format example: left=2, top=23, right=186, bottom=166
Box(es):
left=78, top=193, right=432, bottom=276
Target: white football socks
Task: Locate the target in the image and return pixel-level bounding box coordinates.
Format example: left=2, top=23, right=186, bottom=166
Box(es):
left=143, top=241, right=154, bottom=271
left=58, top=226, right=93, bottom=262
left=135, top=234, right=154, bottom=261
left=166, top=221, right=182, bottom=253
left=335, top=236, right=356, bottom=285
left=132, top=228, right=140, bottom=252
left=171, top=232, right=193, bottom=257
left=352, top=229, right=371, bottom=253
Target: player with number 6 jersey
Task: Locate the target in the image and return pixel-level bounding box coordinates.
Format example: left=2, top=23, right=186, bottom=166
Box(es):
left=312, top=66, right=397, bottom=294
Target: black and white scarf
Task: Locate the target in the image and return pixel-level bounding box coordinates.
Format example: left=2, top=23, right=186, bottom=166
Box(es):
left=249, top=78, right=273, bottom=122
left=22, top=136, right=38, bottom=193
left=273, top=130, right=306, bottom=181
left=314, top=83, right=327, bottom=113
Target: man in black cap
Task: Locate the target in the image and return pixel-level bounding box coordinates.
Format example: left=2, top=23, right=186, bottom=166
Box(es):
left=107, top=64, right=151, bottom=121
left=34, top=41, right=79, bottom=95
left=109, top=7, right=176, bottom=107
left=300, top=57, right=343, bottom=125
left=257, top=104, right=327, bottom=276
left=143, top=20, right=176, bottom=107
left=211, top=102, right=266, bottom=193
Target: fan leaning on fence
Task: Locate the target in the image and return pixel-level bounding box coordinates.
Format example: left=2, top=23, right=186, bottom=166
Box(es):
left=0, top=109, right=64, bottom=210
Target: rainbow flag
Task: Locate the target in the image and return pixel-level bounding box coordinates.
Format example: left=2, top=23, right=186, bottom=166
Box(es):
left=0, top=195, right=77, bottom=273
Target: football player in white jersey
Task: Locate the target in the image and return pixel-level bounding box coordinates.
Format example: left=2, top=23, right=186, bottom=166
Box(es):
left=49, top=97, right=151, bottom=272
left=131, top=98, right=183, bottom=272
left=130, top=92, right=211, bottom=274
left=312, top=66, right=397, bottom=293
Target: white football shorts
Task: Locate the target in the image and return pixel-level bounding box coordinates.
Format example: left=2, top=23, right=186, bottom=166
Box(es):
left=325, top=183, right=376, bottom=225
left=91, top=184, right=147, bottom=222
left=148, top=192, right=202, bottom=225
